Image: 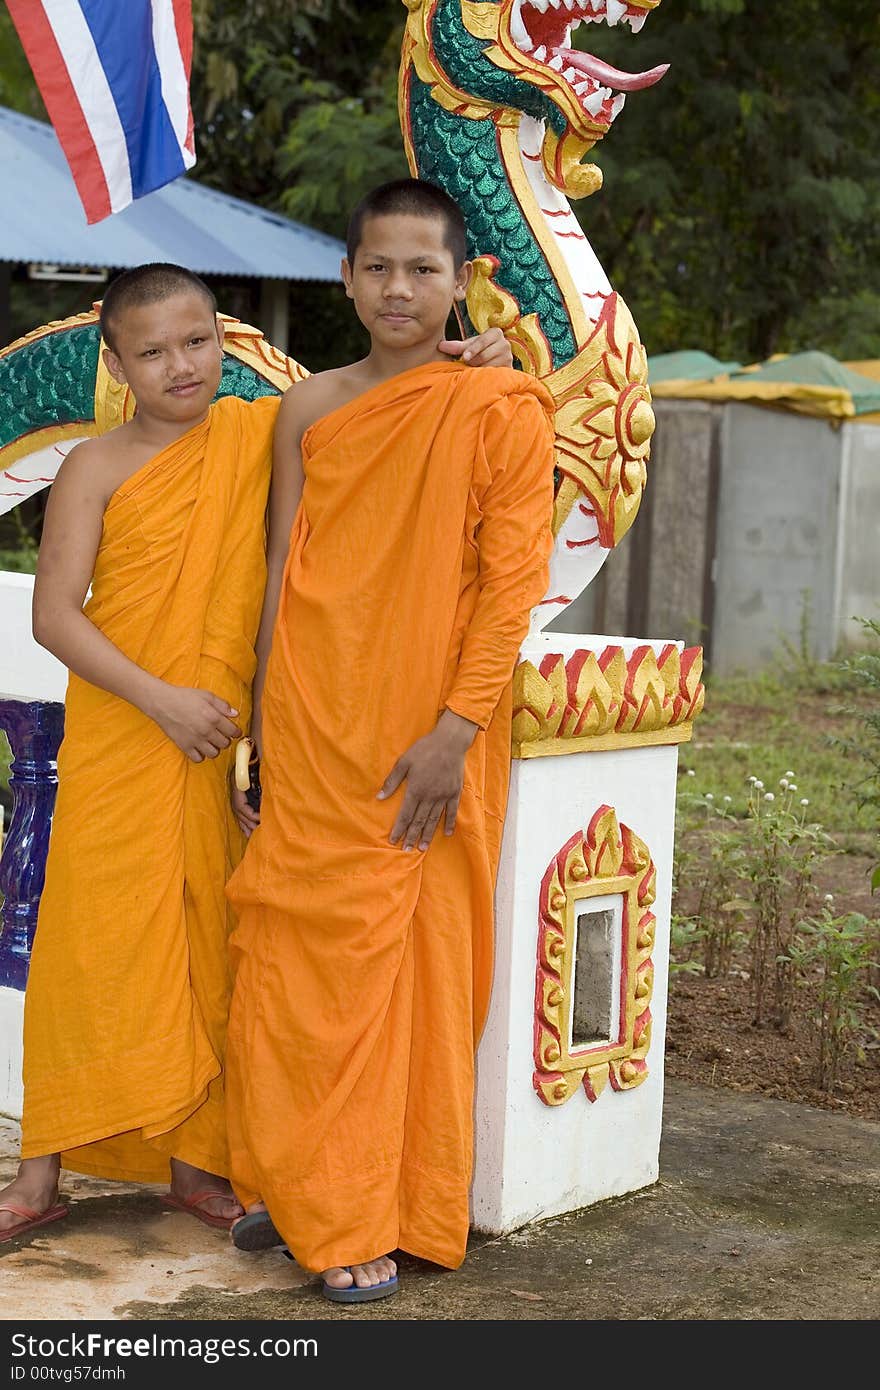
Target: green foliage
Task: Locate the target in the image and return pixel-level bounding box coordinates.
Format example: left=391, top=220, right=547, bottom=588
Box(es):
left=190, top=0, right=405, bottom=230
left=278, top=84, right=408, bottom=234
left=0, top=507, right=40, bottom=574
left=674, top=657, right=880, bottom=1090
left=3, top=2, right=878, bottom=365
left=788, top=910, right=879, bottom=1090
left=674, top=791, right=750, bottom=978
left=675, top=778, right=835, bottom=1028
left=0, top=548, right=36, bottom=574
left=575, top=0, right=880, bottom=360
left=668, top=913, right=705, bottom=975
left=828, top=618, right=880, bottom=891
left=0, top=12, right=46, bottom=118
left=739, top=780, right=835, bottom=1030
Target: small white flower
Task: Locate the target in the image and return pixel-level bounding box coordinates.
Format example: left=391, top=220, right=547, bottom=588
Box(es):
left=824, top=893, right=834, bottom=903
left=785, top=770, right=795, bottom=778
left=789, top=784, right=797, bottom=792
left=800, top=798, right=809, bottom=807
left=779, top=778, right=789, bottom=789
left=747, top=775, right=757, bottom=784
left=686, top=768, right=696, bottom=777
left=754, top=780, right=764, bottom=790
left=705, top=793, right=714, bottom=800
left=764, top=792, right=774, bottom=802
left=723, top=795, right=732, bottom=803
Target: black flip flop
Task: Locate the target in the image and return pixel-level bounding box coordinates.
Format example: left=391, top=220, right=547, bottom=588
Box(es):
left=230, top=1209, right=285, bottom=1251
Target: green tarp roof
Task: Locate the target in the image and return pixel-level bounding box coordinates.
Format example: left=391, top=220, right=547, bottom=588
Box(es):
left=647, top=349, right=880, bottom=419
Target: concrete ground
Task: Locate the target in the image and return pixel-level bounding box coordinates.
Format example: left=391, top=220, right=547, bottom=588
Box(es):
left=0, top=1079, right=877, bottom=1322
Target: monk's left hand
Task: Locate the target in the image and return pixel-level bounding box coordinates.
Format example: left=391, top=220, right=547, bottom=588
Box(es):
left=438, top=326, right=513, bottom=369
left=379, top=709, right=479, bottom=851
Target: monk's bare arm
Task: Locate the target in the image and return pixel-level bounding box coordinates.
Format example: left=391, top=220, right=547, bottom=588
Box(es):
left=32, top=443, right=241, bottom=762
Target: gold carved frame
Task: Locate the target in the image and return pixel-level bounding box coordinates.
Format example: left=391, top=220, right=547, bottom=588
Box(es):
left=534, top=805, right=656, bottom=1106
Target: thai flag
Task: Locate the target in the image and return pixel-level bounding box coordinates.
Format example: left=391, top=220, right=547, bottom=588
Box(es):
left=6, top=0, right=195, bottom=224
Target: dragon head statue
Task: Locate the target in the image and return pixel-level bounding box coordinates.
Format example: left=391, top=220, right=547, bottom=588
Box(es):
left=401, top=0, right=665, bottom=624
left=406, top=1, right=665, bottom=199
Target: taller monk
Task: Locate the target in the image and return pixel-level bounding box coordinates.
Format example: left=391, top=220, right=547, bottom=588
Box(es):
left=225, top=180, right=556, bottom=1303
left=0, top=262, right=512, bottom=1243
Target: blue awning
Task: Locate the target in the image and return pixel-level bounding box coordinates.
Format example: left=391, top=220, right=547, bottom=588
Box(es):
left=0, top=105, right=344, bottom=281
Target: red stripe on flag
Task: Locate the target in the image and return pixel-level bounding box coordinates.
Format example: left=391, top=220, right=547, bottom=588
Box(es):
left=6, top=0, right=112, bottom=223
left=171, top=0, right=195, bottom=155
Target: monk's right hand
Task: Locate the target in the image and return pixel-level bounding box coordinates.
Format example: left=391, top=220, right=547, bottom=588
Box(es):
left=151, top=686, right=241, bottom=761
left=231, top=785, right=260, bottom=837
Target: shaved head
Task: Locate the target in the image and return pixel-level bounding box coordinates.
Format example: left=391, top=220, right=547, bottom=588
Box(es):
left=346, top=179, right=468, bottom=269
left=100, top=263, right=217, bottom=352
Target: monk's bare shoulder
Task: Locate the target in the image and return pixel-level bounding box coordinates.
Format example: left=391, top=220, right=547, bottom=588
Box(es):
left=52, top=416, right=171, bottom=517
left=278, top=367, right=365, bottom=441
left=50, top=433, right=125, bottom=510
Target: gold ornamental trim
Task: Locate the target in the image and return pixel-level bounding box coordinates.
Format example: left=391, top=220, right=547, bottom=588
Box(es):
left=513, top=643, right=704, bottom=759
left=0, top=424, right=98, bottom=476
left=534, top=806, right=656, bottom=1106
left=0, top=309, right=104, bottom=360
left=466, top=266, right=653, bottom=547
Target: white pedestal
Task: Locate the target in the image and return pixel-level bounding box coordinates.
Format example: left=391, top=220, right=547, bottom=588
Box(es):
left=471, top=633, right=683, bottom=1233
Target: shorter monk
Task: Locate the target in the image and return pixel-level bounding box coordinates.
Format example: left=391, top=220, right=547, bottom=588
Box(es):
left=0, top=261, right=514, bottom=1245
left=225, top=179, right=556, bottom=1302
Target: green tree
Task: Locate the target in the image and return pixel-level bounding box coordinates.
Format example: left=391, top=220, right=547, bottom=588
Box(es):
left=191, top=0, right=406, bottom=227
left=580, top=0, right=880, bottom=360
left=4, top=2, right=879, bottom=364
left=0, top=10, right=44, bottom=118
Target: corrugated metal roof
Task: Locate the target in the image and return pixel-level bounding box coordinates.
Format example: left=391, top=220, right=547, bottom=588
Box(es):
left=0, top=105, right=344, bottom=281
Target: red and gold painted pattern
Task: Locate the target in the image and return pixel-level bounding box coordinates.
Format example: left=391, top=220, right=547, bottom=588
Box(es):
left=512, top=642, right=704, bottom=758
left=534, top=805, right=656, bottom=1106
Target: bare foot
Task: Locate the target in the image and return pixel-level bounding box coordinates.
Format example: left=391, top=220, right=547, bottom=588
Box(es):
left=168, top=1159, right=244, bottom=1224
left=0, top=1155, right=62, bottom=1233
left=323, top=1254, right=397, bottom=1293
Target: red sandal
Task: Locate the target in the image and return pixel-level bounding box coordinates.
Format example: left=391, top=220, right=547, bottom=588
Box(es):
left=0, top=1201, right=68, bottom=1243
left=161, top=1190, right=244, bottom=1231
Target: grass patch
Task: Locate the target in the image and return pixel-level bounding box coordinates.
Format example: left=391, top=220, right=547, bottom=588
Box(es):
left=678, top=664, right=877, bottom=847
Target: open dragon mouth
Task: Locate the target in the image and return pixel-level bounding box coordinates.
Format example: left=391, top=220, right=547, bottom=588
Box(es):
left=510, top=0, right=667, bottom=125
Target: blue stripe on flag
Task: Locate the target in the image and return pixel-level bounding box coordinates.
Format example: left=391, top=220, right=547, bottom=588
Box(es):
left=78, top=0, right=186, bottom=200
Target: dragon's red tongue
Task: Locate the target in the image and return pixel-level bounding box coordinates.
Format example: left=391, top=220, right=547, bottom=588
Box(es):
left=564, top=49, right=668, bottom=93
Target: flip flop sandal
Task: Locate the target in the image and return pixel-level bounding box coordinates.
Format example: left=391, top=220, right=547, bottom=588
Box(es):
left=0, top=1201, right=68, bottom=1243
left=322, top=1265, right=399, bottom=1304
left=161, top=1190, right=242, bottom=1231
left=231, top=1209, right=285, bottom=1251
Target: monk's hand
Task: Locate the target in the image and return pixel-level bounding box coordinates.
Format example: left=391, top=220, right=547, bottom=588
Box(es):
left=231, top=784, right=260, bottom=837
left=151, top=685, right=241, bottom=762
left=378, top=709, right=478, bottom=851
left=438, top=326, right=513, bottom=369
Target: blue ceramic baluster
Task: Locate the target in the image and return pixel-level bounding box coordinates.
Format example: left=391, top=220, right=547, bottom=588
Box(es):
left=0, top=699, right=65, bottom=989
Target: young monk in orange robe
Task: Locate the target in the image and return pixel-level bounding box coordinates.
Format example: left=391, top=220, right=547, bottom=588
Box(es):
left=0, top=262, right=513, bottom=1245
left=0, top=265, right=275, bottom=1238
left=225, top=180, right=555, bottom=1302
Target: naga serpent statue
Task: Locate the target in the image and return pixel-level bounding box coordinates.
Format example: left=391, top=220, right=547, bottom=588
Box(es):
left=0, top=0, right=665, bottom=632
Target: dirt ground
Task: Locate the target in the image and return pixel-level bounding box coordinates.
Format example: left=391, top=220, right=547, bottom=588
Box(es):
left=665, top=957, right=880, bottom=1125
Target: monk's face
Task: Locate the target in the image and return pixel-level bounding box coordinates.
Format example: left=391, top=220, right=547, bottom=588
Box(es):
left=342, top=213, right=471, bottom=351
left=103, top=291, right=224, bottom=423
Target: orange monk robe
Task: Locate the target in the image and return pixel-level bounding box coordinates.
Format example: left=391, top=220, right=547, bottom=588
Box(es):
left=21, top=395, right=279, bottom=1182
left=225, top=362, right=555, bottom=1272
